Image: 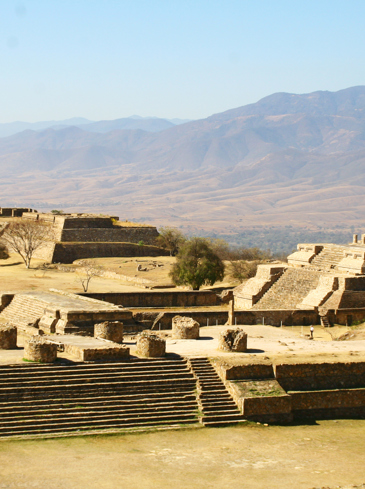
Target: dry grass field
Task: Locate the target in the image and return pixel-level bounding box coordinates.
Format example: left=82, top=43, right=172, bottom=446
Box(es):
left=0, top=253, right=235, bottom=293
left=0, top=421, right=365, bottom=489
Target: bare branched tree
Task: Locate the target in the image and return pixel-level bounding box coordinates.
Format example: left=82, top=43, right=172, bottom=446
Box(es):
left=156, top=227, right=186, bottom=256
left=76, top=260, right=102, bottom=292
left=1, top=220, right=53, bottom=268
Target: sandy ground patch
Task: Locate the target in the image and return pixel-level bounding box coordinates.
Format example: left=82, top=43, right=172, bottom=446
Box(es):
left=0, top=421, right=364, bottom=489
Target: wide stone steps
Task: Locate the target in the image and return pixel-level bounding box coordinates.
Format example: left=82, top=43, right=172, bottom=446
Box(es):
left=0, top=295, right=48, bottom=326
left=0, top=399, right=198, bottom=418
left=0, top=370, right=194, bottom=389
left=0, top=359, right=201, bottom=437
left=189, top=357, right=245, bottom=427
left=253, top=268, right=321, bottom=310
left=0, top=392, right=197, bottom=411
left=0, top=414, right=199, bottom=437
left=309, top=247, right=345, bottom=270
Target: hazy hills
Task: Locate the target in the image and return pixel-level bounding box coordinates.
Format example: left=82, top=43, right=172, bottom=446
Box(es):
left=2, top=86, right=365, bottom=233
left=0, top=115, right=190, bottom=138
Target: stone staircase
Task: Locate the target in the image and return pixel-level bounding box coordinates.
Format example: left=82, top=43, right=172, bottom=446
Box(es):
left=0, top=294, right=48, bottom=329
left=309, top=245, right=345, bottom=271
left=253, top=268, right=321, bottom=310
left=0, top=359, right=200, bottom=438
left=189, top=357, right=246, bottom=427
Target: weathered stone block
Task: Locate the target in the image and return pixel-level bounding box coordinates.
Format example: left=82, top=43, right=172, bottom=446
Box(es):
left=136, top=333, right=165, bottom=358
left=218, top=328, right=247, bottom=352
left=94, top=321, right=124, bottom=344
left=38, top=315, right=58, bottom=334
left=24, top=336, right=57, bottom=363
left=82, top=345, right=129, bottom=362
left=172, top=316, right=200, bottom=339
left=0, top=325, right=17, bottom=349
left=55, top=319, right=78, bottom=334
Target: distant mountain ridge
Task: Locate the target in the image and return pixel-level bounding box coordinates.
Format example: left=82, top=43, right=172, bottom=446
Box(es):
left=0, top=115, right=191, bottom=138
left=2, top=86, right=365, bottom=231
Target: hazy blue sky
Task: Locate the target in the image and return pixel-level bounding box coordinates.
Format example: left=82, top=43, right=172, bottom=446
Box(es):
left=1, top=0, right=365, bottom=122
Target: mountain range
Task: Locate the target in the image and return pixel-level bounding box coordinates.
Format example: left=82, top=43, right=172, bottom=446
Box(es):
left=2, top=86, right=365, bottom=234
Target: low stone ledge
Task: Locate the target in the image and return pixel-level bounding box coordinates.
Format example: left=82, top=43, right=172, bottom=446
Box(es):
left=218, top=328, right=247, bottom=352
left=216, top=363, right=274, bottom=381
left=24, top=336, right=57, bottom=363
left=94, top=321, right=124, bottom=344
left=136, top=333, right=165, bottom=358
left=172, top=316, right=200, bottom=339
left=0, top=324, right=17, bottom=349
left=82, top=345, right=129, bottom=362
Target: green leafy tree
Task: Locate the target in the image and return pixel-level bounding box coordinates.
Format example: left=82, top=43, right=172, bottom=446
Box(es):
left=156, top=227, right=186, bottom=256
left=170, top=237, right=225, bottom=290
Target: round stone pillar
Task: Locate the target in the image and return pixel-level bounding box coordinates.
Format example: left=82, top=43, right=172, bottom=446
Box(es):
left=218, top=328, right=247, bottom=352
left=172, top=316, right=200, bottom=339
left=24, top=336, right=57, bottom=363
left=136, top=333, right=165, bottom=358
left=94, top=321, right=124, bottom=344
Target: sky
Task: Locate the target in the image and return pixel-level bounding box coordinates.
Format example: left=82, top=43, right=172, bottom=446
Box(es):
left=1, top=0, right=365, bottom=123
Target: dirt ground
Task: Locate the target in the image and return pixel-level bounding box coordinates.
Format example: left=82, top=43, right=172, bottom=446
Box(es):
left=0, top=253, right=234, bottom=293
left=2, top=324, right=365, bottom=366
left=0, top=421, right=364, bottom=489
left=0, top=254, right=155, bottom=294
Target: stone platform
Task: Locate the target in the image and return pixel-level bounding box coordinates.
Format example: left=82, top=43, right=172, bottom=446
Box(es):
left=0, top=289, right=134, bottom=335
left=42, top=334, right=130, bottom=362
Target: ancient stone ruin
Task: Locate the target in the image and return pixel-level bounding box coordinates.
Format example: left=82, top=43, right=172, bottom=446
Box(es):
left=233, top=237, right=365, bottom=326
left=0, top=289, right=134, bottom=336
left=218, top=328, right=247, bottom=352
left=0, top=207, right=36, bottom=218
left=19, top=212, right=167, bottom=263
left=136, top=332, right=166, bottom=357
left=94, top=321, right=124, bottom=344
left=24, top=336, right=58, bottom=363
left=0, top=324, right=17, bottom=349
left=172, top=315, right=200, bottom=339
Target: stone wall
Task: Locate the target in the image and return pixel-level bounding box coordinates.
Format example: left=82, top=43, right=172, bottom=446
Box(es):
left=274, top=361, right=365, bottom=391
left=51, top=242, right=168, bottom=263
left=214, top=359, right=365, bottom=422
left=83, top=291, right=220, bottom=308
left=0, top=207, right=34, bottom=217
left=59, top=226, right=159, bottom=245
left=216, top=363, right=274, bottom=380
left=131, top=309, right=319, bottom=330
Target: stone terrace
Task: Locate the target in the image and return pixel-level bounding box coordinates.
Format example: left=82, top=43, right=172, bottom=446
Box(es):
left=0, top=289, right=134, bottom=335
left=252, top=268, right=321, bottom=310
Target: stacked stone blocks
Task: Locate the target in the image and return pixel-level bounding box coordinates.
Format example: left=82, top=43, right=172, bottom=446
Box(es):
left=218, top=328, right=247, bottom=352
left=172, top=316, right=200, bottom=339
left=0, top=325, right=17, bottom=349
left=24, top=336, right=57, bottom=363
left=94, top=321, right=124, bottom=344
left=136, top=333, right=166, bottom=358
